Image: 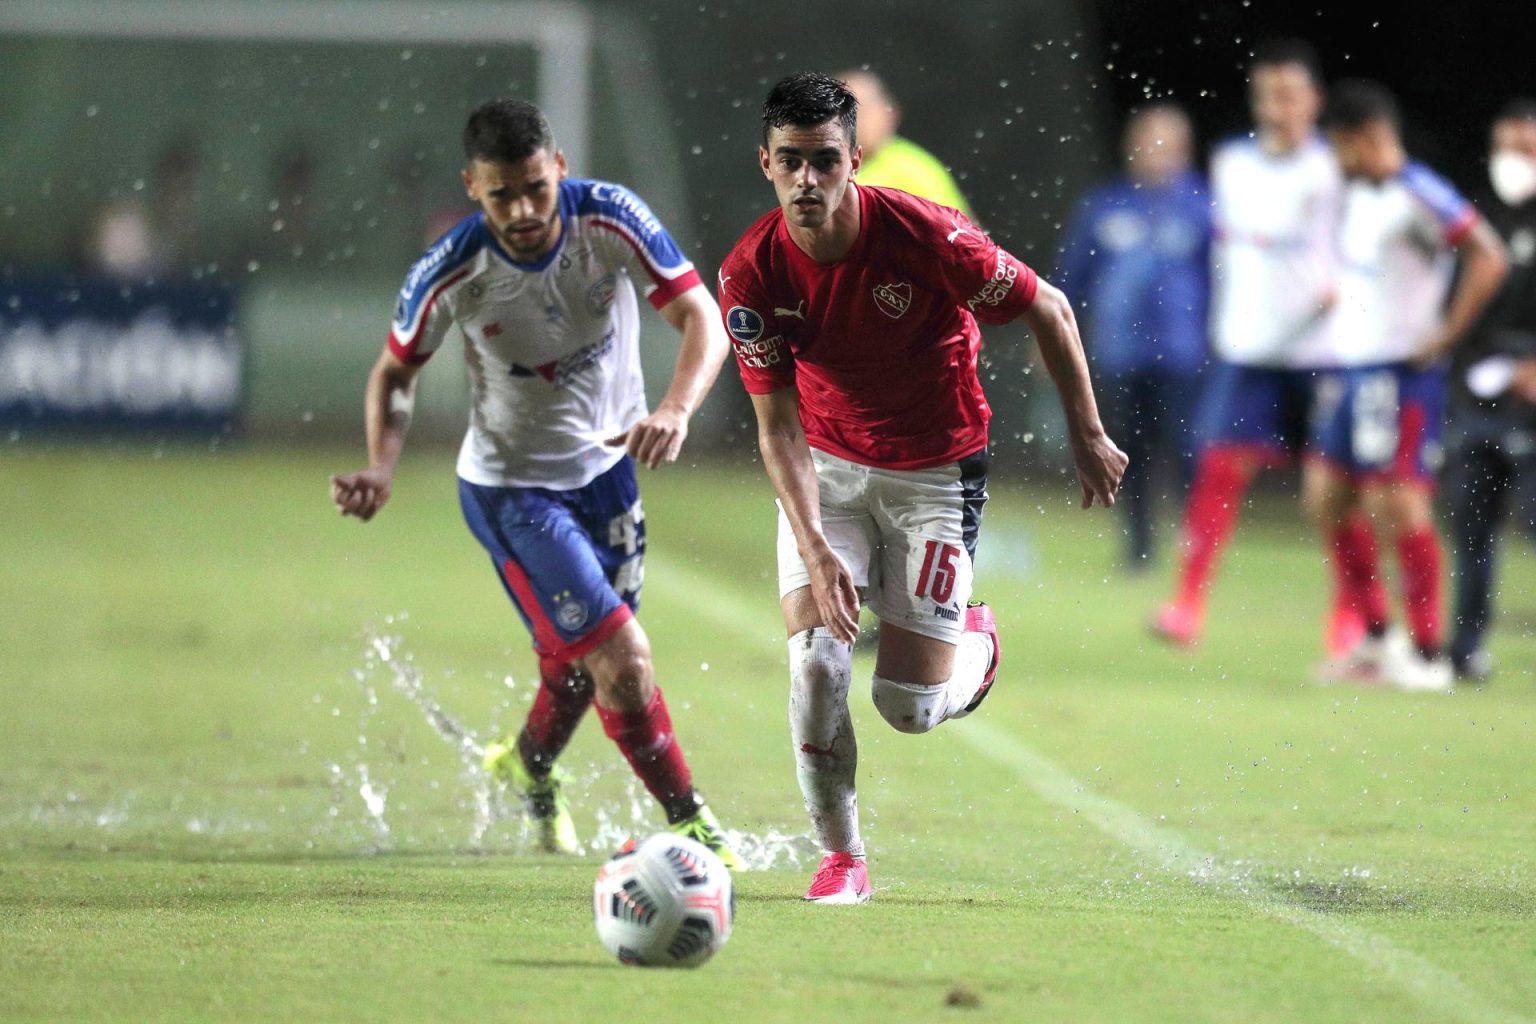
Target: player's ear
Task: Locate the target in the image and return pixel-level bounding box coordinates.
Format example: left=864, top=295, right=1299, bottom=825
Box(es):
left=554, top=149, right=569, bottom=181
left=462, top=165, right=476, bottom=200
left=758, top=145, right=773, bottom=180
left=850, top=143, right=863, bottom=176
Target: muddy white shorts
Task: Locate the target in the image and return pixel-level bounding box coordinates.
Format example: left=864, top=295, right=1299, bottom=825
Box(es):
left=777, top=447, right=989, bottom=643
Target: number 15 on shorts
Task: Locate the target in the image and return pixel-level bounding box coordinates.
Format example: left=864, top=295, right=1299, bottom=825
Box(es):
left=914, top=540, right=962, bottom=604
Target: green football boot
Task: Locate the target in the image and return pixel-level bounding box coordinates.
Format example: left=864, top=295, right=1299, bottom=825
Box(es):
left=482, top=741, right=580, bottom=855
left=669, top=804, right=743, bottom=872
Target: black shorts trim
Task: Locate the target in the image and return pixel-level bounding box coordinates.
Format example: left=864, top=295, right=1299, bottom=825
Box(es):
left=958, top=447, right=989, bottom=562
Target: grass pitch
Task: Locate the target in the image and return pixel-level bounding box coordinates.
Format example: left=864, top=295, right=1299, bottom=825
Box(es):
left=3, top=445, right=1534, bottom=1023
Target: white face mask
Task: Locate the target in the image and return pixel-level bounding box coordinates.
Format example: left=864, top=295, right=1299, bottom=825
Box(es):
left=1490, top=150, right=1536, bottom=206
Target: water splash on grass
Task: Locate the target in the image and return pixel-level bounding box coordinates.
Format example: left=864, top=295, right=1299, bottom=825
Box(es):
left=341, top=622, right=812, bottom=869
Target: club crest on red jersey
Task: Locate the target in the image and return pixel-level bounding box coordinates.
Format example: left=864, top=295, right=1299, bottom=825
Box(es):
left=873, top=282, right=912, bottom=319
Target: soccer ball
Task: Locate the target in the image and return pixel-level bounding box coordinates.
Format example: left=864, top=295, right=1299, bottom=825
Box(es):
left=592, top=833, right=733, bottom=967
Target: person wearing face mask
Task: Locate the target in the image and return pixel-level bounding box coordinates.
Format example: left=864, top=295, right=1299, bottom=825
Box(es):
left=1443, top=99, right=1536, bottom=682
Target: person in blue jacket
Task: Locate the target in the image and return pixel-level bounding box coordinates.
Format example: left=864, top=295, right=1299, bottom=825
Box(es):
left=1057, top=103, right=1211, bottom=567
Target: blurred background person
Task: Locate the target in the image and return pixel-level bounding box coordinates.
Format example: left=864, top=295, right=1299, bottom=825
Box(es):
left=1307, top=80, right=1508, bottom=690
left=841, top=69, right=972, bottom=215
left=1150, top=40, right=1351, bottom=651
left=83, top=136, right=201, bottom=279
left=1443, top=98, right=1536, bottom=682
left=1056, top=103, right=1210, bottom=568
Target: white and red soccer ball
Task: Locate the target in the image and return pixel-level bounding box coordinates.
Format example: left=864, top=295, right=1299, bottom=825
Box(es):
left=592, top=833, right=733, bottom=967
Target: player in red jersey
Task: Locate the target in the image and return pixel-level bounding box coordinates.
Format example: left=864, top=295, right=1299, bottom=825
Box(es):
left=720, top=73, right=1127, bottom=903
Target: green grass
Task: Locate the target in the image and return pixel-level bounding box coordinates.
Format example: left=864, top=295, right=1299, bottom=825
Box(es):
left=2, top=445, right=1534, bottom=1023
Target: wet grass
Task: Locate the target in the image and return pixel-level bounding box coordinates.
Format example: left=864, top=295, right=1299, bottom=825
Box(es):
left=3, top=445, right=1534, bottom=1023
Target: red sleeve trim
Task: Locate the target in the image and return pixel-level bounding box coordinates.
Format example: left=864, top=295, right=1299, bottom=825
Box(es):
left=387, top=331, right=435, bottom=365
left=647, top=267, right=703, bottom=310
left=591, top=219, right=699, bottom=309
left=390, top=265, right=470, bottom=363
left=1444, top=207, right=1477, bottom=247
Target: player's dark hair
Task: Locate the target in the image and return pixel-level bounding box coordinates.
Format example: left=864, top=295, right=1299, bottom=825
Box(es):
left=462, top=98, right=555, bottom=164
left=1324, top=79, right=1401, bottom=132
left=1494, top=97, right=1536, bottom=126
left=761, top=72, right=858, bottom=147
left=1248, top=37, right=1324, bottom=86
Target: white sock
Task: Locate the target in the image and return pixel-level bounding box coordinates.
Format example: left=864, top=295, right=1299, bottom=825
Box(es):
left=788, top=627, right=863, bottom=857
left=870, top=631, right=994, bottom=733
left=943, top=630, right=994, bottom=719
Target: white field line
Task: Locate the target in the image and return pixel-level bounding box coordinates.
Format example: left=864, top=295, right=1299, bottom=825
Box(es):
left=646, top=555, right=1533, bottom=1024
left=955, top=718, right=1533, bottom=1024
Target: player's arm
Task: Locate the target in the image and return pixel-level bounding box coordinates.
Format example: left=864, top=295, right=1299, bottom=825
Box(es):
left=1416, top=217, right=1510, bottom=366
left=330, top=346, right=423, bottom=521
left=750, top=388, right=860, bottom=642
left=607, top=284, right=731, bottom=469
left=1020, top=278, right=1129, bottom=509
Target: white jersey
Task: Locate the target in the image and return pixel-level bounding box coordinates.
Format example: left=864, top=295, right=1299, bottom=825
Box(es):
left=1209, top=135, right=1343, bottom=368
left=389, top=179, right=700, bottom=489
left=1330, top=161, right=1476, bottom=366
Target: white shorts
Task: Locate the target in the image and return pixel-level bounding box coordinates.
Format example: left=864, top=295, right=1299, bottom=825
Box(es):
left=777, top=447, right=989, bottom=644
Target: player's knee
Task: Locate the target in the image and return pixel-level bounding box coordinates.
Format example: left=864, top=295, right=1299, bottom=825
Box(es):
left=538, top=655, right=595, bottom=700
left=1371, top=485, right=1432, bottom=537
left=870, top=674, right=944, bottom=735
left=586, top=632, right=655, bottom=709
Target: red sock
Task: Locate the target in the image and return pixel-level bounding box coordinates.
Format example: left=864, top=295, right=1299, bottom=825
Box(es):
left=517, top=656, right=594, bottom=777
left=1174, top=447, right=1254, bottom=608
left=596, top=687, right=699, bottom=824
left=1396, top=527, right=1444, bottom=656
left=1329, top=516, right=1390, bottom=633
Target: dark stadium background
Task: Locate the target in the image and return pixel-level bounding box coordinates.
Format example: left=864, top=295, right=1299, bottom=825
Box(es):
left=2, top=0, right=1530, bottom=460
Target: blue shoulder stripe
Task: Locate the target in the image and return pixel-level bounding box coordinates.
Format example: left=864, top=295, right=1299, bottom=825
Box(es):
left=1400, top=161, right=1471, bottom=228
left=568, top=179, right=690, bottom=272
left=393, top=213, right=485, bottom=330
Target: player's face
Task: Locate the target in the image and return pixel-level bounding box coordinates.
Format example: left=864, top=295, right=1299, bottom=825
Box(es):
left=760, top=120, right=861, bottom=231
left=1124, top=109, right=1192, bottom=186
left=1250, top=63, right=1322, bottom=149
left=1490, top=118, right=1536, bottom=205
left=463, top=149, right=568, bottom=260
left=843, top=73, right=897, bottom=153
left=1492, top=118, right=1536, bottom=163
left=1327, top=122, right=1396, bottom=182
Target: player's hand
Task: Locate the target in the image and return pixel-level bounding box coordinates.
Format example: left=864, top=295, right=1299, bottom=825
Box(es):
left=805, top=544, right=860, bottom=643
left=1071, top=430, right=1129, bottom=509
left=607, top=404, right=689, bottom=469
left=330, top=466, right=393, bottom=522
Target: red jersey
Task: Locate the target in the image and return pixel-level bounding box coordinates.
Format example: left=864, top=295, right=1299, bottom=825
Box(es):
left=718, top=185, right=1038, bottom=470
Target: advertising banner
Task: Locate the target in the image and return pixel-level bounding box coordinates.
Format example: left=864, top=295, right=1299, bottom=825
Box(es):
left=0, top=273, right=242, bottom=432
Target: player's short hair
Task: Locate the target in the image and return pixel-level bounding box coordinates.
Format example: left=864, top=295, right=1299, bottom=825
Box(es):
left=462, top=98, right=555, bottom=165
left=1494, top=98, right=1536, bottom=126
left=1248, top=37, right=1324, bottom=86
left=1324, top=79, right=1401, bottom=132
left=761, top=72, right=859, bottom=147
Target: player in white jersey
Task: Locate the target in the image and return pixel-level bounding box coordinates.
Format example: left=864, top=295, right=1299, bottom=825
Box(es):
left=331, top=99, right=740, bottom=862
left=1305, top=81, right=1508, bottom=690
left=1153, top=40, right=1361, bottom=651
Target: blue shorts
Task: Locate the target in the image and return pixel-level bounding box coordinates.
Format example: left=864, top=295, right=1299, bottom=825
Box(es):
left=1194, top=361, right=1320, bottom=460
left=459, top=457, right=645, bottom=662
left=1309, top=363, right=1446, bottom=484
